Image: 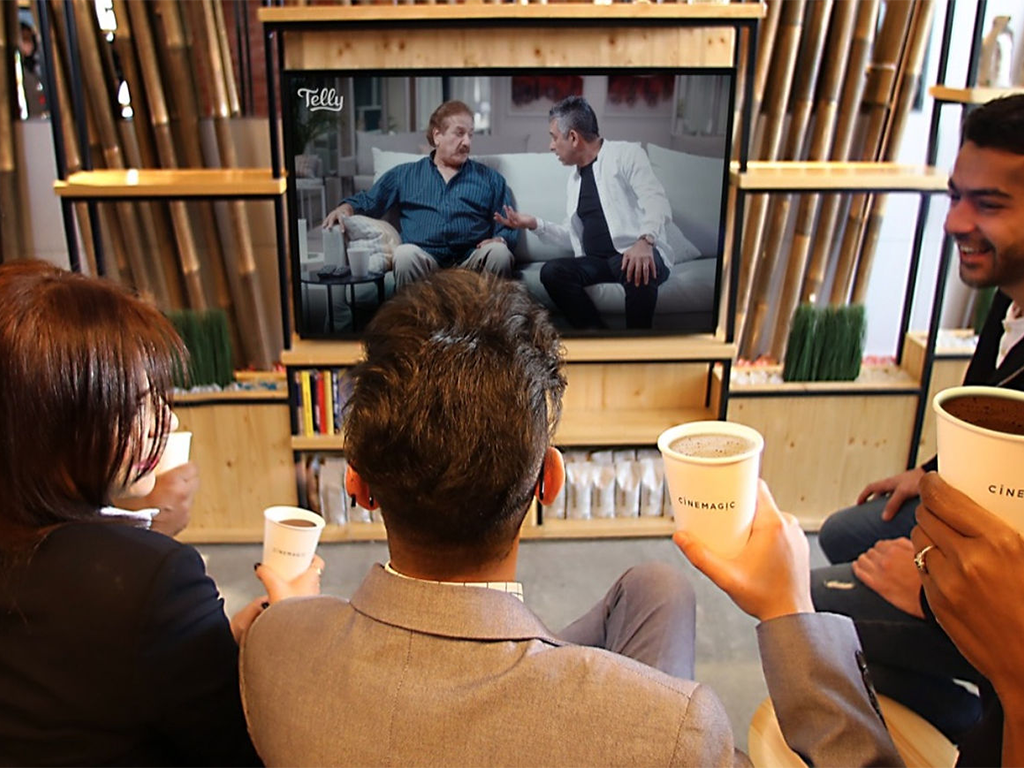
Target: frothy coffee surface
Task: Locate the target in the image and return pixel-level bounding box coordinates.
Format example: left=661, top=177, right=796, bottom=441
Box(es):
left=279, top=518, right=318, bottom=528
left=942, top=395, right=1024, bottom=436
left=670, top=433, right=755, bottom=458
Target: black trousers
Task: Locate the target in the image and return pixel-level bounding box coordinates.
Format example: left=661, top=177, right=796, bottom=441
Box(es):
left=539, top=249, right=670, bottom=330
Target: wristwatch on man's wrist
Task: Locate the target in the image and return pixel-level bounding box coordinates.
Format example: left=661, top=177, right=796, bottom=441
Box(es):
left=639, top=233, right=656, bottom=246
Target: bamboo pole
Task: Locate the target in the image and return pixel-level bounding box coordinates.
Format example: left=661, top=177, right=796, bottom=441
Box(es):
left=734, top=0, right=806, bottom=355
left=70, top=0, right=161, bottom=301
left=851, top=0, right=936, bottom=304
left=151, top=0, right=234, bottom=318
left=110, top=0, right=184, bottom=307
left=0, top=1, right=25, bottom=263
left=829, top=0, right=916, bottom=306
left=193, top=0, right=275, bottom=369
left=800, top=0, right=882, bottom=305
left=740, top=0, right=833, bottom=358
left=732, top=0, right=782, bottom=160
left=767, top=0, right=859, bottom=361
left=211, top=0, right=240, bottom=117
left=124, top=0, right=207, bottom=311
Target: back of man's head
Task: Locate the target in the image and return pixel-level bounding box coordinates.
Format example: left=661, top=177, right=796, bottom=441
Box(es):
left=962, top=94, right=1024, bottom=155
left=344, top=270, right=566, bottom=571
left=550, top=96, right=600, bottom=142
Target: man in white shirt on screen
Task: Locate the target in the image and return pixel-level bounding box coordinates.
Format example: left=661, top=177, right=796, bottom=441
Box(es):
left=495, top=96, right=674, bottom=329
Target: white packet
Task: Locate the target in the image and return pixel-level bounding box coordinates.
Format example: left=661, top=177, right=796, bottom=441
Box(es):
left=615, top=460, right=642, bottom=518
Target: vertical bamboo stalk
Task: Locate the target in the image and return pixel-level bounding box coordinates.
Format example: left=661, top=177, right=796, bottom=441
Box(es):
left=734, top=0, right=806, bottom=354
left=194, top=0, right=275, bottom=369
left=741, top=0, right=833, bottom=358
left=768, top=0, right=859, bottom=361
left=829, top=0, right=916, bottom=306
left=732, top=0, right=782, bottom=160
left=851, top=0, right=936, bottom=304
left=70, top=0, right=162, bottom=301
left=800, top=0, right=882, bottom=305
left=212, top=0, right=240, bottom=117
left=125, top=0, right=207, bottom=311
left=0, top=1, right=25, bottom=263
left=152, top=0, right=234, bottom=318
left=110, top=0, right=183, bottom=307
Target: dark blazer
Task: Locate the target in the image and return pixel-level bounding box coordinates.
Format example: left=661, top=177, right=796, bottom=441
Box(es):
left=241, top=564, right=900, bottom=767
left=0, top=522, right=260, bottom=767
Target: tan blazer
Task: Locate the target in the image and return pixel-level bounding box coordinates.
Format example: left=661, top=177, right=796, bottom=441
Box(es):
left=240, top=564, right=900, bottom=767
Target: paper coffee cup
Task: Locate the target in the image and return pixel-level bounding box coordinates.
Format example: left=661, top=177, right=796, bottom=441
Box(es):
left=934, top=385, right=1024, bottom=534
left=154, top=431, right=192, bottom=475
left=349, top=247, right=370, bottom=279
left=658, top=421, right=764, bottom=559
left=262, top=506, right=326, bottom=581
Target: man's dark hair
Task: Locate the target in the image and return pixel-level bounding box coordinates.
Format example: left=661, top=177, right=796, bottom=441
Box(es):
left=0, top=260, right=184, bottom=556
left=425, top=100, right=474, bottom=149
left=549, top=96, right=600, bottom=142
left=343, top=270, right=565, bottom=572
left=961, top=94, right=1024, bottom=155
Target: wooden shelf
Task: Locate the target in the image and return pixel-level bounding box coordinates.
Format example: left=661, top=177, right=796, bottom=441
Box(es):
left=282, top=335, right=734, bottom=367
left=175, top=388, right=288, bottom=405
left=731, top=162, right=948, bottom=192
left=522, top=516, right=675, bottom=540
left=929, top=85, right=1024, bottom=105
left=292, top=435, right=345, bottom=451
left=321, top=522, right=388, bottom=542
left=54, top=169, right=287, bottom=199
left=555, top=406, right=714, bottom=446
left=727, top=366, right=920, bottom=396
left=259, top=4, right=766, bottom=24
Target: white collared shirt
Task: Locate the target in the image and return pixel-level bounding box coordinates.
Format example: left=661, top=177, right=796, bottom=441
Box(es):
left=99, top=506, right=158, bottom=528
left=384, top=562, right=524, bottom=602
left=998, top=301, right=1024, bottom=368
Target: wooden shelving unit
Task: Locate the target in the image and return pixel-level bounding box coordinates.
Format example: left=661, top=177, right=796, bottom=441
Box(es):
left=53, top=169, right=287, bottom=199
left=928, top=85, right=1024, bottom=105
left=266, top=4, right=764, bottom=541
left=731, top=162, right=948, bottom=193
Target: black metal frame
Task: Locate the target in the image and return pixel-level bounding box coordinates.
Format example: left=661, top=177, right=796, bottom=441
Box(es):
left=262, top=9, right=761, bottom=427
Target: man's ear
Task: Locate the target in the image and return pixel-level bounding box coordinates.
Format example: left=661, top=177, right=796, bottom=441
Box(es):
left=535, top=447, right=565, bottom=506
left=345, top=465, right=379, bottom=510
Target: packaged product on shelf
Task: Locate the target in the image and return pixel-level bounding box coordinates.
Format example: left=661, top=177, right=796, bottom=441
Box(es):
left=565, top=462, right=593, bottom=520
left=543, top=479, right=566, bottom=519
left=615, top=460, right=642, bottom=518
left=592, top=463, right=617, bottom=519
left=563, top=449, right=590, bottom=464
left=612, top=449, right=636, bottom=464
left=318, top=456, right=348, bottom=525
left=638, top=456, right=666, bottom=517
left=589, top=449, right=614, bottom=465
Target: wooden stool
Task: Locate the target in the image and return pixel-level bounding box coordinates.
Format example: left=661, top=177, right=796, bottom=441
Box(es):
left=748, top=694, right=959, bottom=768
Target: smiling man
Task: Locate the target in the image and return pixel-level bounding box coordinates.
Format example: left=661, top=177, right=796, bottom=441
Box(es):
left=323, top=101, right=518, bottom=290
left=810, top=94, right=1024, bottom=748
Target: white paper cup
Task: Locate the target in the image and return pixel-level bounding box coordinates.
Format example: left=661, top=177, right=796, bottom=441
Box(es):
left=262, top=506, right=326, bottom=581
left=934, top=385, right=1024, bottom=534
left=658, top=421, right=764, bottom=559
left=154, top=431, right=192, bottom=475
left=349, top=247, right=370, bottom=279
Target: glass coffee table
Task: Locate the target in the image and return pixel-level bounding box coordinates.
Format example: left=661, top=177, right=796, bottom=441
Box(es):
left=300, top=269, right=387, bottom=332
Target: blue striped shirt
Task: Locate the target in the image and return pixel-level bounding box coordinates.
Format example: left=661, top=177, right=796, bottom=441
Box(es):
left=343, top=155, right=519, bottom=265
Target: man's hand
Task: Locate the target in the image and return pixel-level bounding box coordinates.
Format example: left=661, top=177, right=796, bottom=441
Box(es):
left=913, top=473, right=1024, bottom=703
left=851, top=537, right=925, bottom=618
left=621, top=238, right=655, bottom=287
left=494, top=205, right=537, bottom=231
left=322, top=203, right=355, bottom=230
left=857, top=466, right=925, bottom=521
left=117, top=462, right=199, bottom=538
left=674, top=481, right=813, bottom=622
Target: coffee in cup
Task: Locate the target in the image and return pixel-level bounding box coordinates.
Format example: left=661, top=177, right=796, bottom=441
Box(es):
left=657, top=421, right=764, bottom=559
left=262, top=506, right=326, bottom=580
left=934, top=385, right=1024, bottom=533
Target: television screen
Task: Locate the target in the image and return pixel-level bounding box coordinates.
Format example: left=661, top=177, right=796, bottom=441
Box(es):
left=284, top=69, right=733, bottom=339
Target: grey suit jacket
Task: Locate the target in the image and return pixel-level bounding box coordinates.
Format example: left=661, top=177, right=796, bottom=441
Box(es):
left=240, top=564, right=900, bottom=767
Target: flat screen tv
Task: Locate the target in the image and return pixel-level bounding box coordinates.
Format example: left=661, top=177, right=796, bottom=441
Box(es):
left=283, top=69, right=733, bottom=340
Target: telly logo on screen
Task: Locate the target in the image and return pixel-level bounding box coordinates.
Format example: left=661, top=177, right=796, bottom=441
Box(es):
left=298, top=87, right=343, bottom=113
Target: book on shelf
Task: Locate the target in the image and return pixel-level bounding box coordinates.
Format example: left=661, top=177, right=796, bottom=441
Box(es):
left=291, top=368, right=354, bottom=437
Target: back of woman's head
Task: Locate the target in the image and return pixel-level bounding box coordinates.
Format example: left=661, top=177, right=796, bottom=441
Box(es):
left=0, top=261, right=185, bottom=552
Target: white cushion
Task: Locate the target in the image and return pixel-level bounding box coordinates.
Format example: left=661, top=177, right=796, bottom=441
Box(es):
left=342, top=214, right=401, bottom=272
left=646, top=142, right=724, bottom=258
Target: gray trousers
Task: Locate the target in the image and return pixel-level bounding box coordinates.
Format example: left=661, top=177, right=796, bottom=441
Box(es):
left=393, top=241, right=514, bottom=290
left=558, top=562, right=696, bottom=680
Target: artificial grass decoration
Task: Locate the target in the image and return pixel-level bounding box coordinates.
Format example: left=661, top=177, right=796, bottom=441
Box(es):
left=782, top=303, right=865, bottom=382
left=166, top=309, right=235, bottom=389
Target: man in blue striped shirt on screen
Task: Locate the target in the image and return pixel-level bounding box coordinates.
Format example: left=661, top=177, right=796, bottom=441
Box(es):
left=323, top=101, right=519, bottom=291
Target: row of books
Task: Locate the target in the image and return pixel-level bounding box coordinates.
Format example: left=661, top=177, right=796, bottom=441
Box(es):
left=292, top=369, right=353, bottom=437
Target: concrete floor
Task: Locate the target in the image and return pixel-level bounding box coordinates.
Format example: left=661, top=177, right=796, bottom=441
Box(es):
left=198, top=534, right=828, bottom=754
